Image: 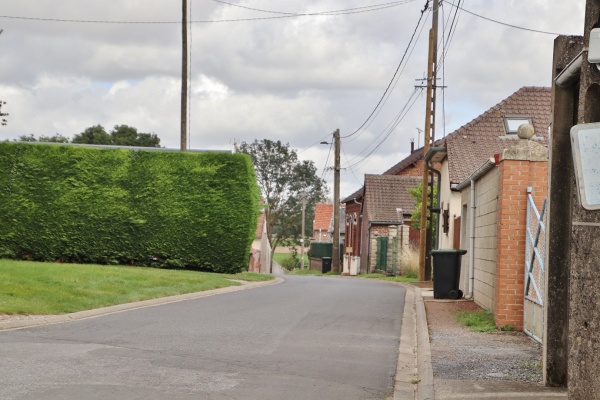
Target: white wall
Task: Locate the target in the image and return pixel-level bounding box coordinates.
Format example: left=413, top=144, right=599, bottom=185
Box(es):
left=438, top=160, right=462, bottom=249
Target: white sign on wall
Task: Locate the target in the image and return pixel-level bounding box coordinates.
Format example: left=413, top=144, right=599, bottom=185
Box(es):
left=571, top=123, right=600, bottom=210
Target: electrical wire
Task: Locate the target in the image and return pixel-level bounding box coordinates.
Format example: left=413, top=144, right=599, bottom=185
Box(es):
left=341, top=0, right=430, bottom=140
left=341, top=142, right=363, bottom=185
left=320, top=141, right=334, bottom=181
left=210, top=0, right=417, bottom=16
left=444, top=1, right=571, bottom=36
left=0, top=1, right=417, bottom=24
left=343, top=87, right=423, bottom=170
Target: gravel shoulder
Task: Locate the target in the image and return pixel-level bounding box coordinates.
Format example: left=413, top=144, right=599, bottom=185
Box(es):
left=425, top=298, right=543, bottom=383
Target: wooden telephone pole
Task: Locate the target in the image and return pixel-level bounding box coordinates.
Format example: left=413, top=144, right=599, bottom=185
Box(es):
left=332, top=129, right=341, bottom=273
left=418, top=0, right=439, bottom=281
left=180, top=0, right=188, bottom=152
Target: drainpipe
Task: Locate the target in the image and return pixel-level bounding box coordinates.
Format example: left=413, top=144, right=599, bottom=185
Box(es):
left=427, top=164, right=442, bottom=250
left=465, top=179, right=476, bottom=300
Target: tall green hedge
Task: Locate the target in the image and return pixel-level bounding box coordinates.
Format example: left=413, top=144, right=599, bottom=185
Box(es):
left=0, top=142, right=260, bottom=273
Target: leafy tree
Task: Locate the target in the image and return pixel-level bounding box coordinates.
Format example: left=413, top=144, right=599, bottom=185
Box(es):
left=0, top=101, right=7, bottom=126
left=72, top=124, right=161, bottom=147
left=236, top=139, right=327, bottom=271
left=409, top=182, right=437, bottom=229
left=72, top=125, right=112, bottom=145
left=16, top=133, right=69, bottom=143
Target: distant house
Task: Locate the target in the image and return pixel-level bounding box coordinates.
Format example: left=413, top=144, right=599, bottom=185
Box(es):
left=359, top=175, right=421, bottom=274
left=312, top=203, right=334, bottom=242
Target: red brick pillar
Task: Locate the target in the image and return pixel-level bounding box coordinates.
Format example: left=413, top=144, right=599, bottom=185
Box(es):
left=494, top=138, right=547, bottom=330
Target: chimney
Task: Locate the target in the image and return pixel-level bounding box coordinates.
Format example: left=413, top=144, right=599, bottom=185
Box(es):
left=410, top=139, right=415, bottom=154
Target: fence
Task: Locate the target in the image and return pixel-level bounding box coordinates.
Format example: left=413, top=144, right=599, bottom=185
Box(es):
left=524, top=190, right=547, bottom=343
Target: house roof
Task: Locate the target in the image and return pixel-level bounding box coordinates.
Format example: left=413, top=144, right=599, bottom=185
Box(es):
left=313, top=203, right=334, bottom=231
left=444, top=86, right=551, bottom=184
left=341, top=147, right=425, bottom=204
left=364, top=175, right=422, bottom=223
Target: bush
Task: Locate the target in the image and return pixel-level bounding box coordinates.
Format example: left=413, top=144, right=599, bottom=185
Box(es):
left=0, top=142, right=260, bottom=273
left=400, top=245, right=419, bottom=278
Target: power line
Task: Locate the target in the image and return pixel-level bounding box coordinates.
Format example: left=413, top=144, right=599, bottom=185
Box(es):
left=444, top=1, right=572, bottom=36
left=210, top=0, right=417, bottom=16
left=341, top=142, right=363, bottom=185
left=0, top=1, right=418, bottom=25
left=341, top=0, right=430, bottom=139
left=343, top=87, right=423, bottom=170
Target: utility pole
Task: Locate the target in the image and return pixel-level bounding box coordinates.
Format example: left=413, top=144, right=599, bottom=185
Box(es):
left=333, top=129, right=341, bottom=273
left=418, top=0, right=438, bottom=281
left=301, top=196, right=306, bottom=269
left=180, top=0, right=188, bottom=152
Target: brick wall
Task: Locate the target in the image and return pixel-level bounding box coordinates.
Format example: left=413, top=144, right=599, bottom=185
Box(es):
left=495, top=158, right=548, bottom=330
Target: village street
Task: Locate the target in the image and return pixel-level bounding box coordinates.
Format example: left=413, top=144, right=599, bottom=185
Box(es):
left=0, top=276, right=406, bottom=400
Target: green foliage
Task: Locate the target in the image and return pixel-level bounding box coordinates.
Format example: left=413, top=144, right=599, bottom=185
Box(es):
left=455, top=310, right=497, bottom=332
left=236, top=139, right=327, bottom=257
left=72, top=124, right=161, bottom=147
left=0, top=100, right=7, bottom=126
left=17, top=133, right=70, bottom=143
left=408, top=182, right=438, bottom=231
left=0, top=142, right=260, bottom=273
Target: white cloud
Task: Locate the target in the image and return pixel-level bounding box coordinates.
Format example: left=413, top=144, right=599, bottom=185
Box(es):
left=0, top=0, right=588, bottom=196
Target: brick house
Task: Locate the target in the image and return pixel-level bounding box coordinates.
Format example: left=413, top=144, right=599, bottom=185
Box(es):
left=342, top=175, right=421, bottom=274
left=425, top=86, right=552, bottom=332
left=341, top=143, right=430, bottom=271
left=312, top=203, right=334, bottom=242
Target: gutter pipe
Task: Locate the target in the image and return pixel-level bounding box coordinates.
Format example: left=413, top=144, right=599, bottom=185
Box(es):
left=555, top=50, right=583, bottom=88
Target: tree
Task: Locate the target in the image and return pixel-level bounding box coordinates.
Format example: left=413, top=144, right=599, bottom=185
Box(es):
left=409, top=182, right=437, bottom=230
left=72, top=124, right=161, bottom=147
left=236, top=139, right=327, bottom=271
left=0, top=101, right=7, bottom=126
left=16, top=133, right=69, bottom=143
left=72, top=125, right=112, bottom=145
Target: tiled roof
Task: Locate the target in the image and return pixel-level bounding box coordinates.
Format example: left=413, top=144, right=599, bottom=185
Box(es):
left=313, top=203, right=334, bottom=231
left=382, top=146, right=426, bottom=175
left=342, top=147, right=426, bottom=204
left=445, top=86, right=551, bottom=184
left=364, top=175, right=422, bottom=223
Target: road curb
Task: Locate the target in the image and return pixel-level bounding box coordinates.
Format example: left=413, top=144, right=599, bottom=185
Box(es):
left=394, top=285, right=418, bottom=399
left=0, top=276, right=284, bottom=332
left=415, top=286, right=435, bottom=400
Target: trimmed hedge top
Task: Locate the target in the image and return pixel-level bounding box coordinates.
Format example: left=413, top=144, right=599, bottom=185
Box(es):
left=0, top=142, right=260, bottom=273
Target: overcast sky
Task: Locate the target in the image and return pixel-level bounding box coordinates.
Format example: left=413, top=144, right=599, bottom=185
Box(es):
left=0, top=0, right=586, bottom=198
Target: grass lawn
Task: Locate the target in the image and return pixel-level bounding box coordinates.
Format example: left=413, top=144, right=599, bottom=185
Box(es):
left=272, top=252, right=309, bottom=268
left=0, top=259, right=273, bottom=315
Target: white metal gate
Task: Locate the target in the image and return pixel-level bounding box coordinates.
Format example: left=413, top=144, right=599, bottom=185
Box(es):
left=524, top=190, right=546, bottom=343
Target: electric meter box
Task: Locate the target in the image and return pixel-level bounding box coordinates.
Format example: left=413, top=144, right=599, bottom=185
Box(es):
left=571, top=122, right=600, bottom=210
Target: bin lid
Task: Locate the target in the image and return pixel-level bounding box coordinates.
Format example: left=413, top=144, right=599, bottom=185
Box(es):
left=322, top=257, right=332, bottom=260
left=431, top=249, right=467, bottom=255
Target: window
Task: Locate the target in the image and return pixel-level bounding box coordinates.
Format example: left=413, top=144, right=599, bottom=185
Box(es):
left=503, top=116, right=532, bottom=134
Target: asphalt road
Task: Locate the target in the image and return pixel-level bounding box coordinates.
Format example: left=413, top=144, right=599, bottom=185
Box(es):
left=0, top=275, right=406, bottom=400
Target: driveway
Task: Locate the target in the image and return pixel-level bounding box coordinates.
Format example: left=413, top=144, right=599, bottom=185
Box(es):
left=0, top=276, right=406, bottom=400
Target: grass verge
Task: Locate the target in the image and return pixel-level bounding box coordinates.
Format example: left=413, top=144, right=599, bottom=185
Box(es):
left=287, top=268, right=322, bottom=276
left=359, top=273, right=419, bottom=283
left=455, top=310, right=496, bottom=332
left=0, top=259, right=273, bottom=315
